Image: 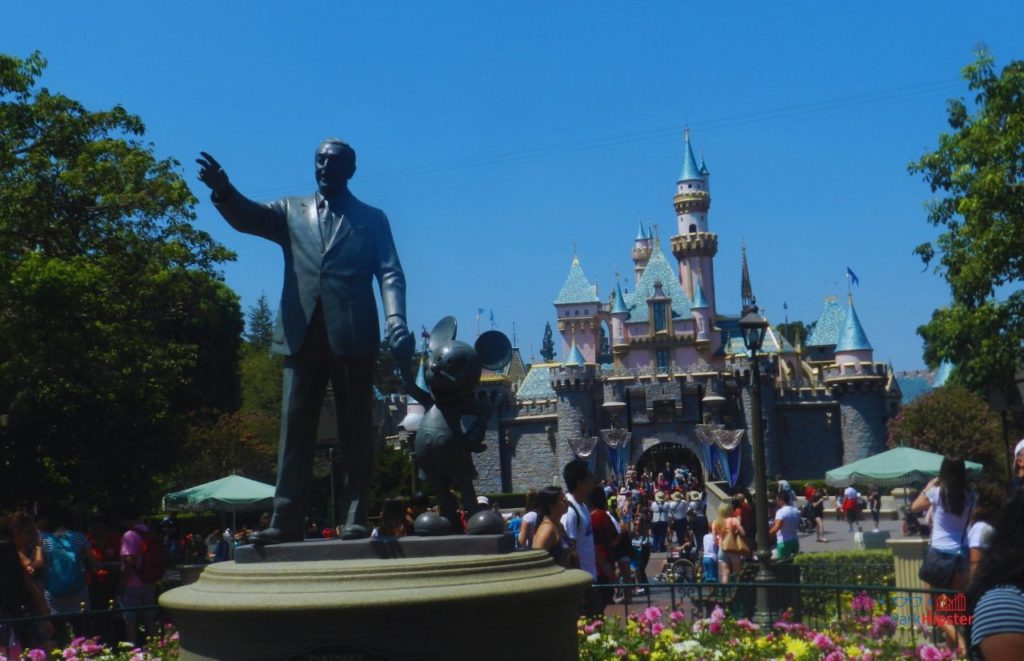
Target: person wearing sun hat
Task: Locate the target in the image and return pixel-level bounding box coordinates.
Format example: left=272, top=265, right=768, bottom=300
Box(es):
left=650, top=490, right=670, bottom=552
left=669, top=491, right=689, bottom=546
left=1012, top=439, right=1024, bottom=492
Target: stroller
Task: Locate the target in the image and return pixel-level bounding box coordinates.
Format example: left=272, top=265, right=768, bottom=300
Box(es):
left=798, top=501, right=815, bottom=534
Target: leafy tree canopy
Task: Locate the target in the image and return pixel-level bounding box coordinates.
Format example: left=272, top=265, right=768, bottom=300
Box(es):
left=888, top=384, right=1007, bottom=477
left=909, top=49, right=1024, bottom=394
left=0, top=52, right=241, bottom=512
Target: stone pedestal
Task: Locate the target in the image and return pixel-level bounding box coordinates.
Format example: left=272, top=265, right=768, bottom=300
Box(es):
left=886, top=538, right=929, bottom=642
left=160, top=535, right=590, bottom=660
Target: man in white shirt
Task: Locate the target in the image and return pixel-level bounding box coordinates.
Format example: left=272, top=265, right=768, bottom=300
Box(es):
left=561, top=459, right=596, bottom=580
left=769, top=491, right=801, bottom=559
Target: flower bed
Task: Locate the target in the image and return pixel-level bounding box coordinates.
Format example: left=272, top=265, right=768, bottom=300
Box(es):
left=578, top=602, right=961, bottom=660
left=2, top=628, right=179, bottom=661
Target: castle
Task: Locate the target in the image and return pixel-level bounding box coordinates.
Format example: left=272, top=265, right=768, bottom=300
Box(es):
left=406, top=132, right=907, bottom=493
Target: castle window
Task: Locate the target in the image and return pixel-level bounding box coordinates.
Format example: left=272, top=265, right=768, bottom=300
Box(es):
left=689, top=224, right=697, bottom=233
left=655, top=350, right=670, bottom=373
left=653, top=302, right=668, bottom=333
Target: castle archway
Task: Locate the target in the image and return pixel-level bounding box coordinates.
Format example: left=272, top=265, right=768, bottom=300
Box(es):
left=635, top=442, right=705, bottom=490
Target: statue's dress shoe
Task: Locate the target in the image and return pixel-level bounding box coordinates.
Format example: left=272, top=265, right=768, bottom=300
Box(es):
left=341, top=524, right=369, bottom=540
left=249, top=527, right=302, bottom=545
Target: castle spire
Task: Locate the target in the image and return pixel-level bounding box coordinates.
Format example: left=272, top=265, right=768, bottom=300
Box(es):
left=740, top=244, right=754, bottom=311
left=679, top=128, right=702, bottom=182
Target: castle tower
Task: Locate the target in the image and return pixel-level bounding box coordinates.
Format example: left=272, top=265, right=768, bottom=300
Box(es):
left=609, top=279, right=630, bottom=366
left=691, top=274, right=710, bottom=351
left=554, top=252, right=600, bottom=364
left=833, top=296, right=874, bottom=366
left=826, top=296, right=887, bottom=463
left=632, top=223, right=653, bottom=286
left=670, top=130, right=717, bottom=319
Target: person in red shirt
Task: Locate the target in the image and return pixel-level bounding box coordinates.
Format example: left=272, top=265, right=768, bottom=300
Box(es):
left=588, top=486, right=621, bottom=611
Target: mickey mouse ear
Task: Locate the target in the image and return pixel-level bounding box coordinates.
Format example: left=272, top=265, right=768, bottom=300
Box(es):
left=428, top=316, right=457, bottom=355
left=476, top=330, right=513, bottom=371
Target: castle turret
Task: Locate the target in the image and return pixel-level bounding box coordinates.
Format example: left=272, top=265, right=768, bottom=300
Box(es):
left=691, top=275, right=710, bottom=348
left=670, top=130, right=717, bottom=318
left=833, top=297, right=873, bottom=366
left=826, top=296, right=888, bottom=463
left=609, top=279, right=630, bottom=362
left=632, top=223, right=653, bottom=286
left=554, top=252, right=600, bottom=364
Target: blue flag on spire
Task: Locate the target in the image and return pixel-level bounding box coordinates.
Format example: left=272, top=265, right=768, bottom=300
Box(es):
left=846, top=267, right=860, bottom=287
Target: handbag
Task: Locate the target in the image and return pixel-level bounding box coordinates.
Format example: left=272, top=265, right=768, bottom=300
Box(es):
left=918, top=547, right=959, bottom=587
left=720, top=526, right=751, bottom=556
left=918, top=494, right=973, bottom=588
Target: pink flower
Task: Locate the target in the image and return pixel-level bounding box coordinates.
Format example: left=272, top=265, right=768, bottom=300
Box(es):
left=812, top=632, right=834, bottom=650
left=592, top=619, right=603, bottom=629
left=669, top=610, right=684, bottom=623
left=70, top=637, right=86, bottom=648
left=736, top=618, right=760, bottom=632
left=709, top=621, right=722, bottom=634
left=651, top=623, right=664, bottom=635
left=692, top=620, right=705, bottom=634
left=852, top=591, right=875, bottom=611
left=26, top=650, right=47, bottom=661
left=710, top=605, right=725, bottom=624
left=917, top=644, right=942, bottom=661
left=615, top=649, right=627, bottom=658
left=645, top=606, right=662, bottom=621
left=584, top=624, right=595, bottom=634
left=638, top=646, right=650, bottom=655
left=62, top=650, right=78, bottom=661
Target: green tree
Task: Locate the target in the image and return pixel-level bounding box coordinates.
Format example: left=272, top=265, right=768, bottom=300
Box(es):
left=776, top=321, right=810, bottom=347
left=245, top=293, right=275, bottom=350
left=909, top=49, right=1024, bottom=395
left=888, top=384, right=1006, bottom=477
left=539, top=322, right=556, bottom=362
left=0, top=52, right=241, bottom=512
left=597, top=324, right=612, bottom=364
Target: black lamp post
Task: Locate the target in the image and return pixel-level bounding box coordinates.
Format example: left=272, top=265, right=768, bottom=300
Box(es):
left=738, top=301, right=773, bottom=624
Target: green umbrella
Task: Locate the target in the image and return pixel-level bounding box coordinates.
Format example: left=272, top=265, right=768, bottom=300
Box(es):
left=162, top=475, right=275, bottom=513
left=825, top=447, right=984, bottom=489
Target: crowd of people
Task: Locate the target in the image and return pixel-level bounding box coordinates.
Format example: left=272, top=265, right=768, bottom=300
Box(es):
left=0, top=508, right=171, bottom=657
left=3, top=440, right=1021, bottom=658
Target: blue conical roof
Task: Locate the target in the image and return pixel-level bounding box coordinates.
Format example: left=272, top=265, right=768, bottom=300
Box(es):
left=611, top=280, right=629, bottom=315
left=623, top=239, right=693, bottom=323
left=835, top=300, right=872, bottom=352
left=806, top=296, right=845, bottom=347
left=565, top=339, right=585, bottom=366
left=698, top=155, right=709, bottom=176
left=691, top=276, right=709, bottom=309
left=635, top=223, right=648, bottom=241
left=554, top=255, right=600, bottom=305
left=414, top=356, right=430, bottom=394
left=679, top=131, right=701, bottom=181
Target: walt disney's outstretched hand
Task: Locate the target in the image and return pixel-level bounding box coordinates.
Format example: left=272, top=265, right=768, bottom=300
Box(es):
left=196, top=151, right=231, bottom=197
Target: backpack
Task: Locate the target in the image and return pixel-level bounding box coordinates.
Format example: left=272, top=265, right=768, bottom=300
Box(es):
left=137, top=529, right=168, bottom=584
left=45, top=532, right=85, bottom=597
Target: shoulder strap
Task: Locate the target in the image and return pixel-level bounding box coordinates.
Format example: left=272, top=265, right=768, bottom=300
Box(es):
left=566, top=498, right=584, bottom=534
left=958, top=493, right=975, bottom=547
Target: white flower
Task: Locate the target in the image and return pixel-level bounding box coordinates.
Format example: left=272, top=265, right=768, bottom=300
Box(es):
left=674, top=640, right=704, bottom=653
left=586, top=633, right=601, bottom=643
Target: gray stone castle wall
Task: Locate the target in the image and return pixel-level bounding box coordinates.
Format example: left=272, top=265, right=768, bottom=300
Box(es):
left=774, top=402, right=843, bottom=479
left=838, top=384, right=889, bottom=464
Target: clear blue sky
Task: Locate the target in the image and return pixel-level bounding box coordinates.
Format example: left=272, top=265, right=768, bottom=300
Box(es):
left=4, top=2, right=1022, bottom=371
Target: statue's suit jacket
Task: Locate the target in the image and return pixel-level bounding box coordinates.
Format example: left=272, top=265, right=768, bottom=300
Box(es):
left=214, top=186, right=406, bottom=357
